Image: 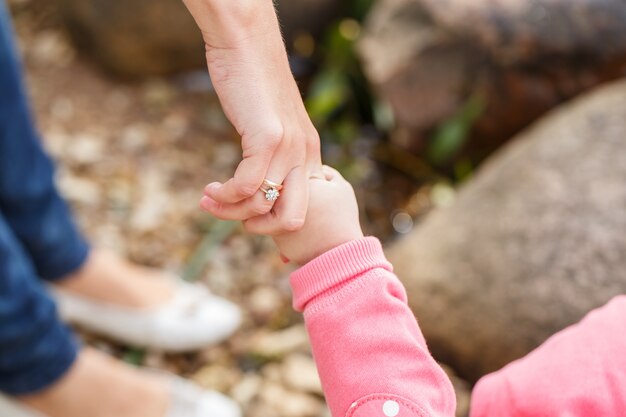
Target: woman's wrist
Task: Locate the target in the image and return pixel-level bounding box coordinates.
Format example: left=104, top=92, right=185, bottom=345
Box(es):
left=198, top=0, right=281, bottom=49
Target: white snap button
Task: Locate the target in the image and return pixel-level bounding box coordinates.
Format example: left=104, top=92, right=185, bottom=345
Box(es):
left=382, top=400, right=400, bottom=417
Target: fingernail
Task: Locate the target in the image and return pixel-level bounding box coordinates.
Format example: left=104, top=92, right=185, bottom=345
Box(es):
left=204, top=182, right=221, bottom=195
left=199, top=196, right=214, bottom=210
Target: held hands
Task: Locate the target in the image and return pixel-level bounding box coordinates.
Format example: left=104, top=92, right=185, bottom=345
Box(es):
left=272, top=166, right=364, bottom=265
left=183, top=0, right=322, bottom=234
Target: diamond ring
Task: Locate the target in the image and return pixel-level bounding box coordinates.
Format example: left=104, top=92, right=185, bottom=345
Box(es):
left=259, top=179, right=283, bottom=202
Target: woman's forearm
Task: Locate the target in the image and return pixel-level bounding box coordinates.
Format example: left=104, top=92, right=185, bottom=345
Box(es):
left=183, top=0, right=305, bottom=132
left=183, top=0, right=322, bottom=233
left=183, top=0, right=285, bottom=49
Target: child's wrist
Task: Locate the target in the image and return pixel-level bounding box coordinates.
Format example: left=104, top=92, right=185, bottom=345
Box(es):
left=290, top=237, right=391, bottom=312
left=295, top=231, right=365, bottom=266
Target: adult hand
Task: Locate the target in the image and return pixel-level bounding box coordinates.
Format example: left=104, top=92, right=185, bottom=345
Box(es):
left=182, top=0, right=322, bottom=234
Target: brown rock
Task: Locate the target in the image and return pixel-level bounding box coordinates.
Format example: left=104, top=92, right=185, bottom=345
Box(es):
left=249, top=325, right=310, bottom=359
left=56, top=170, right=102, bottom=207
left=248, top=286, right=285, bottom=322
left=358, top=0, right=626, bottom=158
left=281, top=354, right=323, bottom=395
left=387, top=79, right=626, bottom=381
left=259, top=382, right=325, bottom=417
left=192, top=364, right=241, bottom=393
left=55, top=0, right=204, bottom=77
left=230, top=373, right=263, bottom=407
left=54, top=0, right=344, bottom=78
left=276, top=0, right=345, bottom=49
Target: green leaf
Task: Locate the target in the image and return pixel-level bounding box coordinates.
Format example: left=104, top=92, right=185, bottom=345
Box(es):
left=351, top=0, right=376, bottom=21
left=182, top=220, right=239, bottom=282
left=122, top=348, right=145, bottom=366
left=454, top=158, right=474, bottom=182
left=428, top=95, right=485, bottom=165
left=372, top=100, right=395, bottom=131
left=306, top=69, right=350, bottom=125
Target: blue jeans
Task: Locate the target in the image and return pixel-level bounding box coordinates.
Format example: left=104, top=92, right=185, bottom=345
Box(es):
left=0, top=0, right=89, bottom=395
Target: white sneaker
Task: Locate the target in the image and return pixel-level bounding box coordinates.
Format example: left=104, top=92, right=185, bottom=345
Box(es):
left=50, top=280, right=241, bottom=352
left=0, top=375, right=241, bottom=417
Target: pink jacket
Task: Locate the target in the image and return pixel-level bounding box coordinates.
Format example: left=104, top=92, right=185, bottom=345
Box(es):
left=290, top=237, right=626, bottom=417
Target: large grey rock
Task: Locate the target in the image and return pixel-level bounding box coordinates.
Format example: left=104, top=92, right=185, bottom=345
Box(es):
left=54, top=0, right=343, bottom=78
left=358, top=0, right=626, bottom=157
left=387, top=79, right=626, bottom=382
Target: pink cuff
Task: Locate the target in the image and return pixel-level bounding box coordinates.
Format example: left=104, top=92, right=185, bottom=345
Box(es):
left=290, top=237, right=393, bottom=312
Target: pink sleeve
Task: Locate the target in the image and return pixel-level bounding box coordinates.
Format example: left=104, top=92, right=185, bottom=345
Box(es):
left=290, top=237, right=456, bottom=417
left=471, top=295, right=626, bottom=417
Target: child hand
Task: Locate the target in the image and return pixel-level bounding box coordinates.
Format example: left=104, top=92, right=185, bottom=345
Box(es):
left=272, top=166, right=364, bottom=265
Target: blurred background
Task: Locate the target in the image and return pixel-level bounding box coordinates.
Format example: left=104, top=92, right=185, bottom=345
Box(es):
left=7, top=0, right=626, bottom=415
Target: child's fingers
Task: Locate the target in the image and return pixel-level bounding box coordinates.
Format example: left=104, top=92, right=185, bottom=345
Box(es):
left=308, top=162, right=325, bottom=180
left=309, top=165, right=336, bottom=181
left=321, top=165, right=345, bottom=183
left=321, top=165, right=335, bottom=180
left=308, top=171, right=326, bottom=180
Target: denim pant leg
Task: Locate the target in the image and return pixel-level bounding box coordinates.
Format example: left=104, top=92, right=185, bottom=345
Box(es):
left=0, top=0, right=89, bottom=281
left=0, top=210, right=78, bottom=395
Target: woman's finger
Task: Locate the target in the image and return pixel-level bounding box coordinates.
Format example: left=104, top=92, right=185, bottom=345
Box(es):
left=206, top=147, right=274, bottom=204
left=201, top=161, right=290, bottom=220
left=243, top=165, right=309, bottom=235
left=199, top=192, right=275, bottom=220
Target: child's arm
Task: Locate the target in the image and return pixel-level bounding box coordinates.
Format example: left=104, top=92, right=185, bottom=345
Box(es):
left=291, top=237, right=456, bottom=417
left=471, top=295, right=626, bottom=417
left=269, top=166, right=626, bottom=417
left=273, top=167, right=456, bottom=417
